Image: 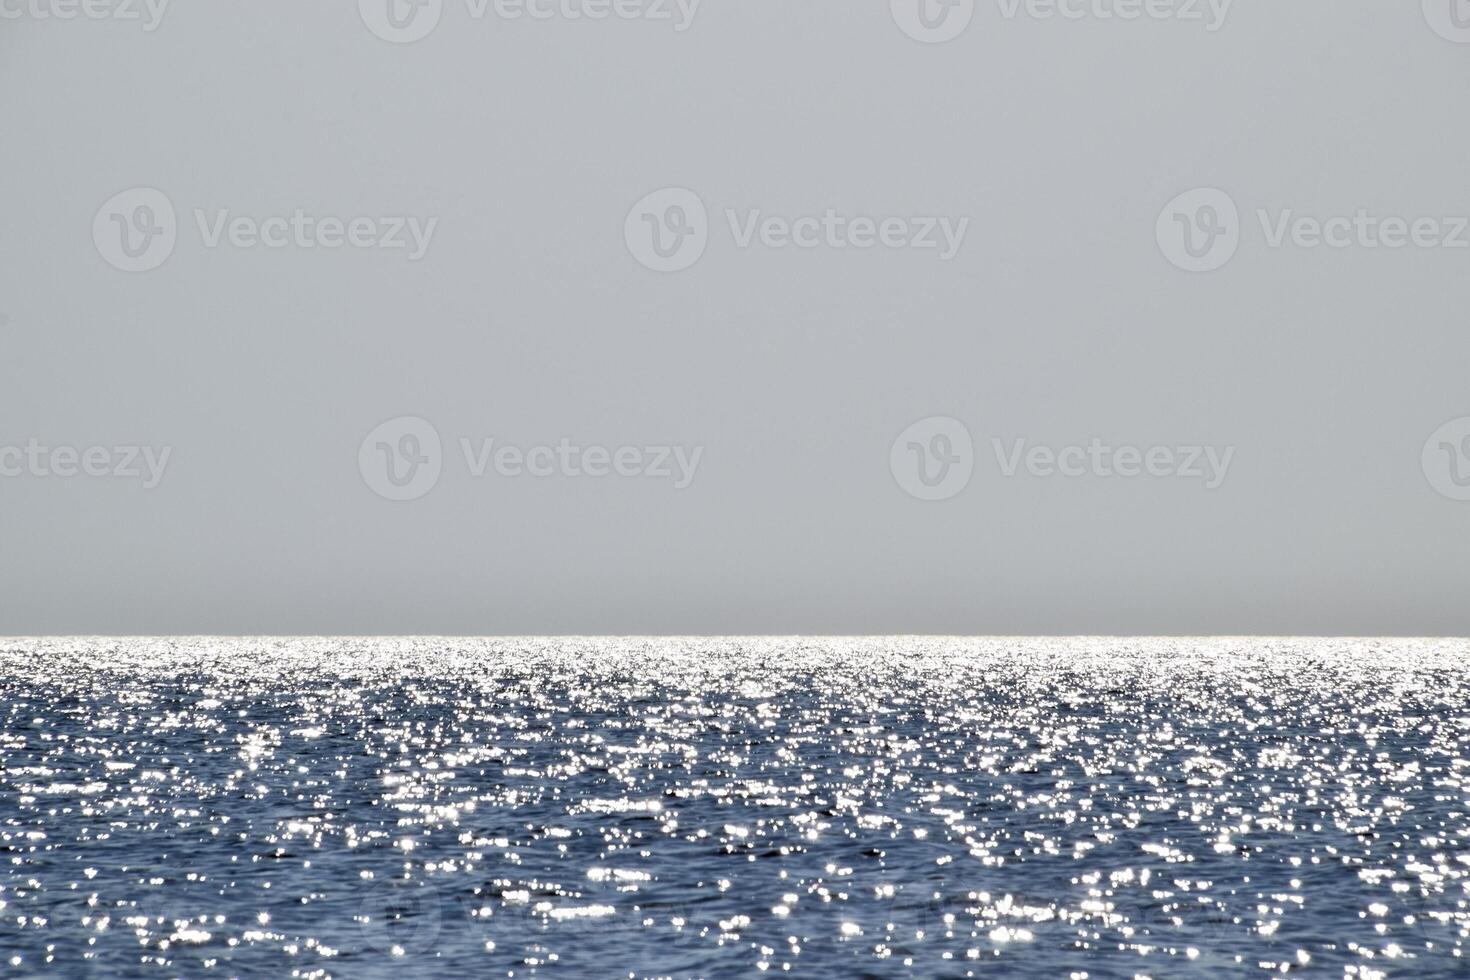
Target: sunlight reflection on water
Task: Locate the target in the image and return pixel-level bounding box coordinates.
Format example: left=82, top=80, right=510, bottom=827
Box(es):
left=2, top=637, right=1468, bottom=977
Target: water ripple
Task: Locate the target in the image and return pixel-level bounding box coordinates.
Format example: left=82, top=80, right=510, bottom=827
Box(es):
left=1, top=637, right=1467, bottom=977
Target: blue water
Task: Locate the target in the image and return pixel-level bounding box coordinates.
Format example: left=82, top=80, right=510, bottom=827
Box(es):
left=1, top=637, right=1467, bottom=978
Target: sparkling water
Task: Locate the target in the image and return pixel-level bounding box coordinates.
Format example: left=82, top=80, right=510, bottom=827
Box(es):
left=2, top=637, right=1467, bottom=977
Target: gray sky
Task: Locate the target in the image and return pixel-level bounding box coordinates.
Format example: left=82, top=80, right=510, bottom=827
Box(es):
left=2, top=1, right=1468, bottom=636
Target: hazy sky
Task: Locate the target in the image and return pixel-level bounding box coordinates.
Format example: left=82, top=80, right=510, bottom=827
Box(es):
left=2, top=2, right=1468, bottom=636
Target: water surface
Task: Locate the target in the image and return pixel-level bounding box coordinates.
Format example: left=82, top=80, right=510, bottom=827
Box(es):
left=2, top=637, right=1467, bottom=977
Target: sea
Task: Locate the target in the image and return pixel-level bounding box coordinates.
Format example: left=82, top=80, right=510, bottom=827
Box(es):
left=1, top=637, right=1467, bottom=978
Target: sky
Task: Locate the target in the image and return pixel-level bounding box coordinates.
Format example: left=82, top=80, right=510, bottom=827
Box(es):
left=1, top=1, right=1468, bottom=636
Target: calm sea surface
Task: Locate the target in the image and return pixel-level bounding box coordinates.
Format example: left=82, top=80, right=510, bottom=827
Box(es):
left=2, top=637, right=1468, bottom=978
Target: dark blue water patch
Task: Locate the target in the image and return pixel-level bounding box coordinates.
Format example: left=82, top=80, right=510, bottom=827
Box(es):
left=1, top=637, right=1467, bottom=978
